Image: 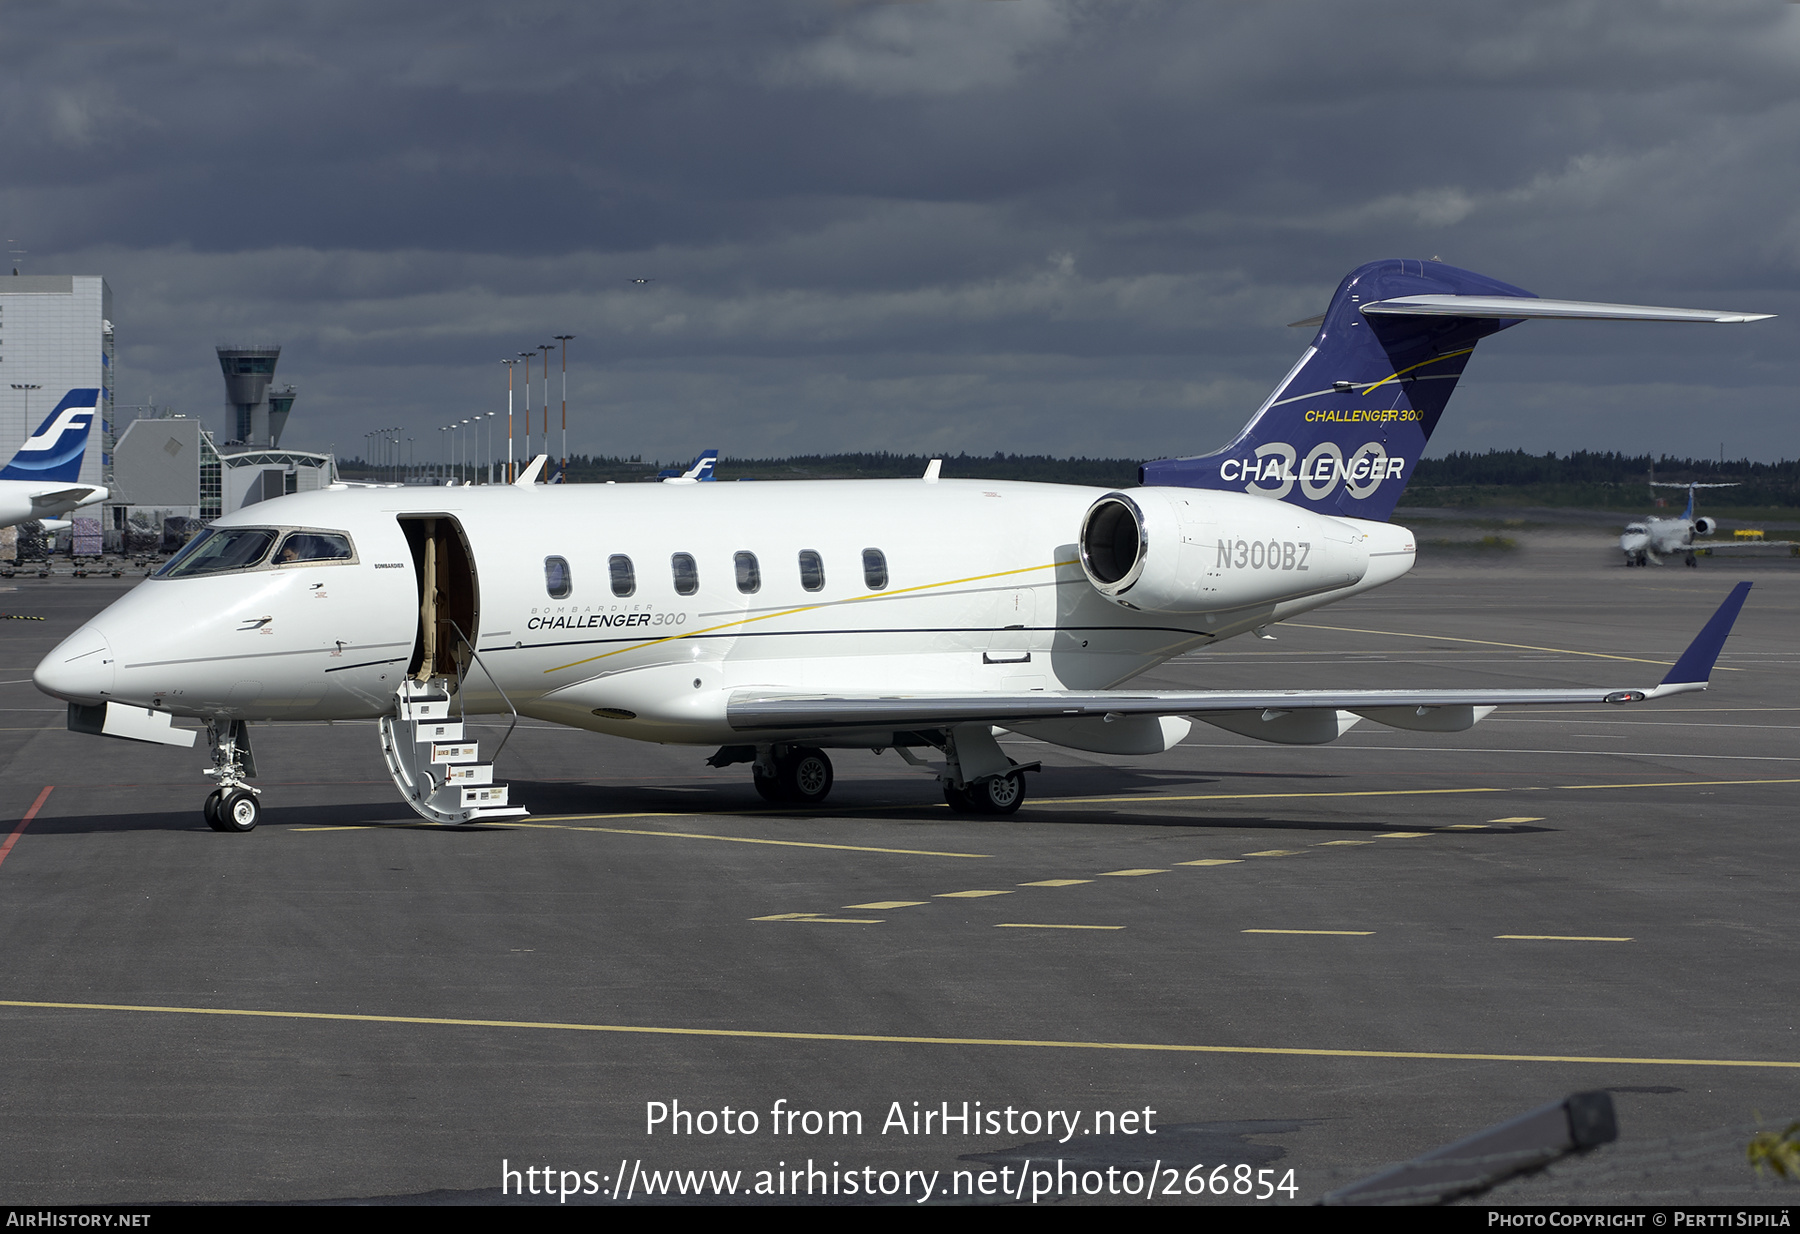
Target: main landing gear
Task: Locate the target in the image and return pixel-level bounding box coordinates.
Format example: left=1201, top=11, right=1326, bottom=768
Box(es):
left=202, top=718, right=262, bottom=832
left=711, top=728, right=1036, bottom=813
left=942, top=769, right=1028, bottom=816
left=752, top=746, right=836, bottom=806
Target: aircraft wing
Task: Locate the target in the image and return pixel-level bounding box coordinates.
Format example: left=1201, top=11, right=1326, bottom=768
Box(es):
left=728, top=582, right=1752, bottom=733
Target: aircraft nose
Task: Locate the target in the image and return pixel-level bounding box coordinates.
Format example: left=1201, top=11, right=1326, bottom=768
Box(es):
left=34, top=624, right=115, bottom=704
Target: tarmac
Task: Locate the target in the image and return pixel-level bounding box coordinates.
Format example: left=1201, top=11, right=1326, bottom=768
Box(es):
left=0, top=540, right=1795, bottom=1206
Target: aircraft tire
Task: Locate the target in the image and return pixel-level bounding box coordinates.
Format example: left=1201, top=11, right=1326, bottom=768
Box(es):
left=943, top=782, right=979, bottom=813
left=778, top=748, right=833, bottom=806
left=217, top=790, right=261, bottom=833
left=203, top=789, right=229, bottom=832
left=972, top=771, right=1026, bottom=816
left=752, top=766, right=786, bottom=805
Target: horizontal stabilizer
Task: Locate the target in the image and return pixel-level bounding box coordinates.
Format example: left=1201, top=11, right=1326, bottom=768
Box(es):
left=30, top=486, right=102, bottom=508
left=1360, top=295, right=1774, bottom=324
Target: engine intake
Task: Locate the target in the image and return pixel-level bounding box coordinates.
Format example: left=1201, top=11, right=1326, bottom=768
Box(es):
left=1078, top=487, right=1374, bottom=613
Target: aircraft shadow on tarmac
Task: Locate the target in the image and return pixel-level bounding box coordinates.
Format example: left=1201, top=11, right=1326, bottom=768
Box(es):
left=23, top=760, right=1553, bottom=836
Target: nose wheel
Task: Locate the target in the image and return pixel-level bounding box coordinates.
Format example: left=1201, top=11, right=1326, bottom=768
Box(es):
left=202, top=718, right=262, bottom=831
left=204, top=788, right=262, bottom=832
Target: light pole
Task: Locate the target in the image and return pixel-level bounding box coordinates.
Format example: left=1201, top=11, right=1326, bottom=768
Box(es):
left=518, top=351, right=535, bottom=465
left=485, top=411, right=499, bottom=483
left=538, top=343, right=554, bottom=479
left=439, top=425, right=448, bottom=484
left=554, top=335, right=574, bottom=482
left=501, top=358, right=521, bottom=482
left=11, top=384, right=42, bottom=430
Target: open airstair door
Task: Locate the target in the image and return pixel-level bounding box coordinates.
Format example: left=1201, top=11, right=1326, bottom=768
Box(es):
left=400, top=514, right=480, bottom=682
left=382, top=514, right=525, bottom=824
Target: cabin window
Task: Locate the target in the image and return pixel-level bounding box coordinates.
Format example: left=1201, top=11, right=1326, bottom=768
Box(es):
left=734, top=551, right=760, bottom=595
left=862, top=548, right=887, bottom=591
left=544, top=556, right=572, bottom=599
left=156, top=527, right=278, bottom=578
left=609, top=554, right=635, bottom=598
left=671, top=552, right=699, bottom=596
left=274, top=531, right=354, bottom=565
left=798, top=549, right=825, bottom=592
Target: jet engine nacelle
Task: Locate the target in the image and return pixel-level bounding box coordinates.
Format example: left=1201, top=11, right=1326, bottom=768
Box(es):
left=1692, top=517, right=1717, bottom=537
left=1079, top=487, right=1369, bottom=614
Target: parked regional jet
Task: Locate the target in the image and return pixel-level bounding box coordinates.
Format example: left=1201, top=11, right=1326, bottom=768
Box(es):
left=1620, top=482, right=1738, bottom=567
left=32, top=260, right=1770, bottom=832
left=0, top=389, right=109, bottom=527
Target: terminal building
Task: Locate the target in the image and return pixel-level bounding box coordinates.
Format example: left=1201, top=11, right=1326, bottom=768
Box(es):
left=0, top=274, right=114, bottom=493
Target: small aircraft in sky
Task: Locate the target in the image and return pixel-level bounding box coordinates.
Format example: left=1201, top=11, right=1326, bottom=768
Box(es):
left=1620, top=481, right=1738, bottom=567
left=0, top=389, right=109, bottom=529
left=31, top=260, right=1771, bottom=832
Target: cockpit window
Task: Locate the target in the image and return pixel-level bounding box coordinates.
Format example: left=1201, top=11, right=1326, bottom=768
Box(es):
left=275, top=531, right=354, bottom=565
left=156, top=528, right=279, bottom=578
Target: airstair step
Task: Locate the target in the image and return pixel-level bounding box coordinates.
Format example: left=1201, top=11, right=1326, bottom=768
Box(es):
left=460, top=784, right=511, bottom=809
left=415, top=720, right=464, bottom=743
left=401, top=699, right=452, bottom=721
left=430, top=741, right=481, bottom=764
left=444, top=763, right=494, bottom=785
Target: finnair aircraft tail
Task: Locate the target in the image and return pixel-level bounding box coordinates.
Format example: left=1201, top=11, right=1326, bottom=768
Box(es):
left=1140, top=259, right=1772, bottom=522
left=660, top=450, right=719, bottom=484
left=0, top=388, right=109, bottom=529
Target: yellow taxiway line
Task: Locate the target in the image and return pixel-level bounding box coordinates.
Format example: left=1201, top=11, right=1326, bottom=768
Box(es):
left=1030, top=776, right=1800, bottom=808
left=1, top=997, right=1792, bottom=1070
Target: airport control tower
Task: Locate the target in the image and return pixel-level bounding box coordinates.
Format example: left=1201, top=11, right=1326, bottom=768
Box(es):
left=216, top=345, right=297, bottom=448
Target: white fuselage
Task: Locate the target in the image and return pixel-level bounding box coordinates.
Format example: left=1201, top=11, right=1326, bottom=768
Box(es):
left=34, top=479, right=1414, bottom=746
left=1619, top=516, right=1698, bottom=561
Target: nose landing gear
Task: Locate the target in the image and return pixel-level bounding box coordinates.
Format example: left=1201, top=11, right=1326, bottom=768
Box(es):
left=202, top=719, right=261, bottom=832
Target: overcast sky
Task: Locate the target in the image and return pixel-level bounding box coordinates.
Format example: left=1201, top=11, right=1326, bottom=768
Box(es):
left=5, top=0, right=1797, bottom=466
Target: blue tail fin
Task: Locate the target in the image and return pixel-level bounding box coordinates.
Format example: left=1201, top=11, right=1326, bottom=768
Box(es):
left=1, top=389, right=102, bottom=483
left=1139, top=260, right=1533, bottom=520
left=659, top=449, right=718, bottom=483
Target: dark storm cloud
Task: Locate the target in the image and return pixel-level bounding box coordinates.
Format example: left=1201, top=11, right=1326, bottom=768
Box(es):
left=4, top=0, right=1795, bottom=464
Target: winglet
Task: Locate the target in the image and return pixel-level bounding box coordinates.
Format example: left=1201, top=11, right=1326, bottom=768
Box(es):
left=1655, top=582, right=1752, bottom=690
left=514, top=455, right=548, bottom=486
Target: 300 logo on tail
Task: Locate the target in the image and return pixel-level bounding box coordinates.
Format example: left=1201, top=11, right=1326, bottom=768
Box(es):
left=1220, top=440, right=1406, bottom=502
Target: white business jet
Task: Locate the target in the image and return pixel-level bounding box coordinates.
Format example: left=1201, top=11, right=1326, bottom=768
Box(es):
left=0, top=389, right=110, bottom=528
left=32, top=260, right=1769, bottom=832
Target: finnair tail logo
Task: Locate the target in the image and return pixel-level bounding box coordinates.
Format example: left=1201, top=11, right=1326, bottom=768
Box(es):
left=20, top=405, right=95, bottom=453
